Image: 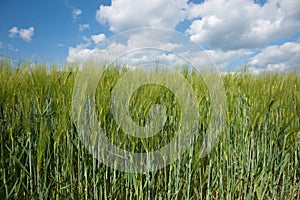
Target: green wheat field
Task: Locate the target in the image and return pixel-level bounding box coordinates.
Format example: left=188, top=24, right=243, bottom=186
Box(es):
left=0, top=59, right=299, bottom=199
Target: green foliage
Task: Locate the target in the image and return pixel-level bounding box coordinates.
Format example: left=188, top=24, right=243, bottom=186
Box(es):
left=0, top=60, right=299, bottom=199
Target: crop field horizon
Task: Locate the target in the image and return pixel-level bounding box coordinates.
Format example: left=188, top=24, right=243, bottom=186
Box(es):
left=0, top=59, right=299, bottom=199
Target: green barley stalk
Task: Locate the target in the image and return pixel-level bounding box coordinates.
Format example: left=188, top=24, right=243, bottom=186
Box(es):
left=0, top=60, right=299, bottom=199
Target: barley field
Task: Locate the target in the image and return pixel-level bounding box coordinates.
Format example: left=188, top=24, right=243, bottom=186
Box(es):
left=0, top=59, right=299, bottom=199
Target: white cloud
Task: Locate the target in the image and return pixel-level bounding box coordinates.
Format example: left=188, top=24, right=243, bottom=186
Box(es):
left=172, top=48, right=254, bottom=71
left=72, top=8, right=82, bottom=20
left=19, top=27, right=34, bottom=42
left=79, top=24, right=90, bottom=32
left=91, top=33, right=106, bottom=44
left=199, top=49, right=253, bottom=69
left=95, top=0, right=300, bottom=51
left=66, top=43, right=108, bottom=63
left=186, top=0, right=300, bottom=50
left=9, top=27, right=19, bottom=38
left=67, top=0, right=300, bottom=73
left=9, top=26, right=34, bottom=42
left=67, top=28, right=254, bottom=71
left=0, top=42, right=3, bottom=48
left=248, top=39, right=300, bottom=73
left=96, top=0, right=189, bottom=32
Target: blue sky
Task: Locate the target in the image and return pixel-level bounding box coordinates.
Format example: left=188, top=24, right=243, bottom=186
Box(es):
left=0, top=0, right=111, bottom=62
left=0, top=0, right=300, bottom=73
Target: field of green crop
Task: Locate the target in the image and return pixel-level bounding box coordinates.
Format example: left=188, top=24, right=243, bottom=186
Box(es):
left=0, top=59, right=299, bottom=199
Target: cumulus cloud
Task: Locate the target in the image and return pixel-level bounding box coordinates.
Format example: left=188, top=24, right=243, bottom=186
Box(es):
left=9, top=26, right=34, bottom=42
left=96, top=0, right=189, bottom=32
left=72, top=8, right=82, bottom=21
left=197, top=49, right=254, bottom=69
left=67, top=44, right=104, bottom=63
left=79, top=24, right=90, bottom=32
left=248, top=39, right=300, bottom=73
left=8, top=27, right=18, bottom=38
left=66, top=41, right=248, bottom=71
left=67, top=28, right=246, bottom=71
left=67, top=0, right=300, bottom=73
left=96, top=0, right=300, bottom=50
left=67, top=30, right=181, bottom=65
left=67, top=27, right=256, bottom=72
left=91, top=33, right=106, bottom=44
left=186, top=0, right=300, bottom=50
